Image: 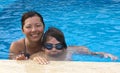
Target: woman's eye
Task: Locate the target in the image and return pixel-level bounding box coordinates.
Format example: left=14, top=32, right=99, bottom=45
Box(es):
left=36, top=24, right=42, bottom=27
left=25, top=26, right=31, bottom=28
left=26, top=26, right=31, bottom=28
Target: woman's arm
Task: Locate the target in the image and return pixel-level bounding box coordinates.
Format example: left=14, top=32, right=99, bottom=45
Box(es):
left=9, top=42, right=19, bottom=59
left=9, top=42, right=27, bottom=60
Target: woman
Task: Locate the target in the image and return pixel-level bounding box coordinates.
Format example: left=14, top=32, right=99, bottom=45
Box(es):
left=31, top=27, right=118, bottom=64
left=9, top=11, right=45, bottom=60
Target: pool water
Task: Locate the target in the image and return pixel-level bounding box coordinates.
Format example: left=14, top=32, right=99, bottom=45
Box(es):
left=0, top=0, right=120, bottom=62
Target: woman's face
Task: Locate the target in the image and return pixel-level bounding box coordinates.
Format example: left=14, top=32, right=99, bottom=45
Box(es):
left=23, top=16, right=44, bottom=42
left=44, top=36, right=65, bottom=57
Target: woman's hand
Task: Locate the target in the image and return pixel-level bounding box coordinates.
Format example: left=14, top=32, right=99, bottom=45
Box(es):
left=16, top=54, right=28, bottom=60
left=33, top=56, right=49, bottom=64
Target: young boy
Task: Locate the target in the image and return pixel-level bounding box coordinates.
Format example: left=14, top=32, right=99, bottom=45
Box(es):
left=30, top=27, right=118, bottom=64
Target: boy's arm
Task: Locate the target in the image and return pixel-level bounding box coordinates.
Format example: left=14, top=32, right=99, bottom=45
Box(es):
left=90, top=52, right=118, bottom=60
left=68, top=46, right=118, bottom=60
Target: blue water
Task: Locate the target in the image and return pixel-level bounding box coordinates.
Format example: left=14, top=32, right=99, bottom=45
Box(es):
left=0, top=0, right=120, bottom=62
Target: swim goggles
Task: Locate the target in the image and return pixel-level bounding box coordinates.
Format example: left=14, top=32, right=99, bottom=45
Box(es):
left=44, top=43, right=63, bottom=50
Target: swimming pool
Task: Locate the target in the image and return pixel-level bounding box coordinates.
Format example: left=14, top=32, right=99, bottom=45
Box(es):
left=0, top=0, right=120, bottom=62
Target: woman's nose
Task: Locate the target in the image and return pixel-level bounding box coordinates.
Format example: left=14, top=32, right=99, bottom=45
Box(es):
left=31, top=27, right=36, bottom=31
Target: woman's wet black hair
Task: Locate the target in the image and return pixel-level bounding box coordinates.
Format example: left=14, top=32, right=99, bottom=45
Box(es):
left=21, top=11, right=45, bottom=30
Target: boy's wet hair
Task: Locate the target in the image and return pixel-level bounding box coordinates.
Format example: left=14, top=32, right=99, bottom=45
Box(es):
left=42, top=27, right=67, bottom=49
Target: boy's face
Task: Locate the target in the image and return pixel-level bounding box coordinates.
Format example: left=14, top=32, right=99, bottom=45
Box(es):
left=44, top=36, right=65, bottom=57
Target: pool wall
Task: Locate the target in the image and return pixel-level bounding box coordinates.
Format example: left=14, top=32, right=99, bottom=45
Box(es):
left=0, top=60, right=120, bottom=73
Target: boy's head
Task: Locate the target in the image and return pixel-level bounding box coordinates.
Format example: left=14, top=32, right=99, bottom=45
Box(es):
left=42, top=27, right=67, bottom=56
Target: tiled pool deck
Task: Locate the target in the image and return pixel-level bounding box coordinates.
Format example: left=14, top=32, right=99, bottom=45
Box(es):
left=0, top=60, right=120, bottom=73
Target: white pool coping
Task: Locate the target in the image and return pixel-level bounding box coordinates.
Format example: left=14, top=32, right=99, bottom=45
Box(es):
left=0, top=60, right=120, bottom=73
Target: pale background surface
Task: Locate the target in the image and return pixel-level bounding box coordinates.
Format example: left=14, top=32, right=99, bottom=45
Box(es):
left=0, top=60, right=120, bottom=73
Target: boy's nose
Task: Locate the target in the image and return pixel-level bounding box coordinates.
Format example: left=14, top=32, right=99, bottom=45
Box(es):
left=52, top=47, right=56, bottom=51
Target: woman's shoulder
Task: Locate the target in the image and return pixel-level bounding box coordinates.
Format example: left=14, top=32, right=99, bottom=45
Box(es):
left=10, top=38, right=25, bottom=51
left=11, top=39, right=24, bottom=45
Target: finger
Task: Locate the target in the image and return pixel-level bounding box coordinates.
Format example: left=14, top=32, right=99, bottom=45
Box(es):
left=38, top=57, right=49, bottom=64
left=111, top=56, right=118, bottom=60
left=106, top=54, right=118, bottom=61
left=20, top=54, right=26, bottom=59
left=16, top=55, right=22, bottom=60
left=34, top=57, right=49, bottom=64
left=33, top=57, right=41, bottom=63
left=25, top=57, right=28, bottom=60
left=36, top=57, right=46, bottom=64
left=16, top=54, right=26, bottom=60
